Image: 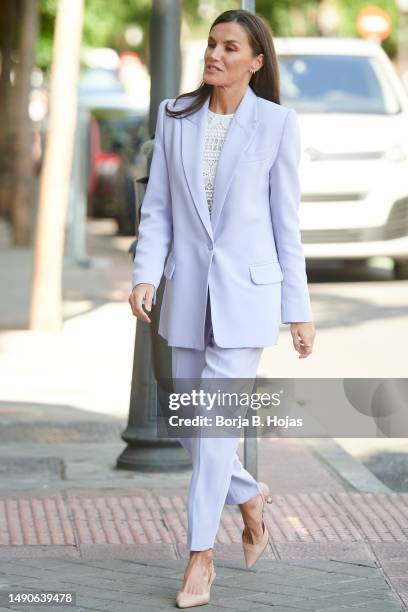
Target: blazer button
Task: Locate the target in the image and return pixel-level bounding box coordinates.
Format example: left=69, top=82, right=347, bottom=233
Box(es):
left=208, top=243, right=213, bottom=251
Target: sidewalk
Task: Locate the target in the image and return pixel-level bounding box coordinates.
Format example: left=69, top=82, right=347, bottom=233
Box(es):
left=0, top=219, right=407, bottom=611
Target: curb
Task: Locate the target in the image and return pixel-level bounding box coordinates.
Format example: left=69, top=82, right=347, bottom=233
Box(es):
left=303, top=437, right=391, bottom=493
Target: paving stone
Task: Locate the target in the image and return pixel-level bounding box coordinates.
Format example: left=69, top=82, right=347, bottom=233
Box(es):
left=276, top=542, right=373, bottom=560
left=379, top=560, right=408, bottom=577
left=2, top=491, right=408, bottom=552
left=349, top=602, right=404, bottom=611
left=0, top=422, right=124, bottom=444
left=0, top=457, right=64, bottom=479
left=0, top=546, right=79, bottom=560
left=79, top=544, right=177, bottom=560
left=213, top=595, right=283, bottom=610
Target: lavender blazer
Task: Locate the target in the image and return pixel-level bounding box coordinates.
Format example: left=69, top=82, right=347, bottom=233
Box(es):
left=132, top=84, right=313, bottom=349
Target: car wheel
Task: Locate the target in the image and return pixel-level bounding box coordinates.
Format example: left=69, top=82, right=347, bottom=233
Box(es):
left=393, top=260, right=408, bottom=280
left=116, top=214, right=134, bottom=236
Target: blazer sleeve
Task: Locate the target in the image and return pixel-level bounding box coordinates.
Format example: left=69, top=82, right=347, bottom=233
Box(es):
left=269, top=108, right=313, bottom=324
left=131, top=98, right=173, bottom=304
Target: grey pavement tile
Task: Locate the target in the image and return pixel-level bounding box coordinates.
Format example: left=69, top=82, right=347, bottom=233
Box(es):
left=237, top=590, right=311, bottom=607
left=214, top=574, right=324, bottom=599
left=84, top=588, right=165, bottom=607
left=212, top=597, right=283, bottom=610
left=0, top=563, right=118, bottom=581
left=222, top=575, right=386, bottom=600
left=65, top=599, right=138, bottom=612
left=281, top=560, right=378, bottom=573
left=279, top=561, right=380, bottom=579
left=248, top=588, right=401, bottom=610
left=79, top=544, right=177, bottom=561
left=0, top=547, right=80, bottom=560
left=313, top=578, right=391, bottom=594
left=81, top=559, right=179, bottom=573
left=241, top=574, right=365, bottom=591
left=254, top=568, right=371, bottom=591
left=313, top=608, right=390, bottom=612
left=276, top=543, right=373, bottom=561
left=313, top=592, right=403, bottom=611
left=71, top=561, right=180, bottom=580
left=328, top=559, right=378, bottom=568
left=0, top=576, right=51, bottom=589
left=248, top=564, right=378, bottom=585
left=349, top=602, right=404, bottom=611
left=248, top=608, right=305, bottom=612
left=56, top=576, right=181, bottom=601
left=0, top=559, right=82, bottom=572
left=70, top=609, right=102, bottom=612
left=0, top=557, right=404, bottom=611
left=309, top=609, right=353, bottom=612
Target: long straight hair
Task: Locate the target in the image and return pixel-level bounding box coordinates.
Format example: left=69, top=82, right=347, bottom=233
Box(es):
left=165, top=9, right=280, bottom=120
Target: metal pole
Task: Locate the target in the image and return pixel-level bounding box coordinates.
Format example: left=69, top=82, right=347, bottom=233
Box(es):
left=149, top=0, right=181, bottom=132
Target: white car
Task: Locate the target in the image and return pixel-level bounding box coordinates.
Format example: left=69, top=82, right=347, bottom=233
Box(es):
left=275, top=37, right=408, bottom=278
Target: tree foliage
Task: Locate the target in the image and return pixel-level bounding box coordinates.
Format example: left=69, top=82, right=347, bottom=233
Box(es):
left=37, top=0, right=151, bottom=69
left=37, top=0, right=400, bottom=71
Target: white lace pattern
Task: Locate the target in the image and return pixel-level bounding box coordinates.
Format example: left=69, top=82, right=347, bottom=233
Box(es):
left=202, top=109, right=234, bottom=215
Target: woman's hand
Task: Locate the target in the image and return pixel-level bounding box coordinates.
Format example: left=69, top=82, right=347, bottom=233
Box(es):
left=129, top=283, right=155, bottom=323
left=290, top=322, right=316, bottom=359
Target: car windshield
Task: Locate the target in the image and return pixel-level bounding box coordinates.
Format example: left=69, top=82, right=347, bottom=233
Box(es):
left=279, top=54, right=401, bottom=114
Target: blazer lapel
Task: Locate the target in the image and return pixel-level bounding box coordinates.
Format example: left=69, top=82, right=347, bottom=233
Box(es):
left=181, top=94, right=213, bottom=241
left=181, top=85, right=259, bottom=240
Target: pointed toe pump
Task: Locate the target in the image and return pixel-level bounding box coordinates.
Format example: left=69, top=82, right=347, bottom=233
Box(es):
left=242, top=481, right=273, bottom=569
left=175, top=564, right=216, bottom=609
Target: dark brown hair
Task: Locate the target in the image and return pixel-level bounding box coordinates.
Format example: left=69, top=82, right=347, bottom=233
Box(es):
left=165, top=9, right=280, bottom=120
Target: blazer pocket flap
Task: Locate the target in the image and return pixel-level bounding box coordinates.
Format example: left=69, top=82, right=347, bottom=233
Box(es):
left=249, top=261, right=283, bottom=284
left=164, top=256, right=176, bottom=280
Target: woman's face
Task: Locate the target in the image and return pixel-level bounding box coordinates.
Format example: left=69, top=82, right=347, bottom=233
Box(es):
left=203, top=21, right=263, bottom=88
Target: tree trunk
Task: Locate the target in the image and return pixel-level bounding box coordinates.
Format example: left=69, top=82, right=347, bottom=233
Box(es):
left=11, top=0, right=39, bottom=245
left=30, top=0, right=84, bottom=331
left=0, top=0, right=20, bottom=218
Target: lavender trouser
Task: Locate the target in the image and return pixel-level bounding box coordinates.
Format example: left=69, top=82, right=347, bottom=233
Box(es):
left=171, top=290, right=264, bottom=551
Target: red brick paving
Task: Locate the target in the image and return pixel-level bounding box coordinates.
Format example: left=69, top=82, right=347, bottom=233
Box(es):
left=1, top=490, right=408, bottom=547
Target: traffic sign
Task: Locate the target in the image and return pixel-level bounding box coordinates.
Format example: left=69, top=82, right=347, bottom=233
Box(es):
left=356, top=6, right=393, bottom=40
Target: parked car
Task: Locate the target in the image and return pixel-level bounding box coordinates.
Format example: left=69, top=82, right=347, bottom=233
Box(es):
left=80, top=67, right=149, bottom=235
left=87, top=107, right=149, bottom=234
left=274, top=37, right=408, bottom=279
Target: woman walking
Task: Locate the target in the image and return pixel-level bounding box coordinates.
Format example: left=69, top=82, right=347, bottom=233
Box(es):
left=129, top=8, right=316, bottom=608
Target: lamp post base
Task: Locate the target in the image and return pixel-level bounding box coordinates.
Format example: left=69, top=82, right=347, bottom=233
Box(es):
left=117, top=440, right=191, bottom=472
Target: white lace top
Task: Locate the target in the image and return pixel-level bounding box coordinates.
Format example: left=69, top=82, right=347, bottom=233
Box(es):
left=202, top=109, right=234, bottom=215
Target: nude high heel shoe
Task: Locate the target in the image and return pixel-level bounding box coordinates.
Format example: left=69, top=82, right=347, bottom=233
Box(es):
left=175, top=563, right=216, bottom=609
left=242, top=481, right=273, bottom=569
